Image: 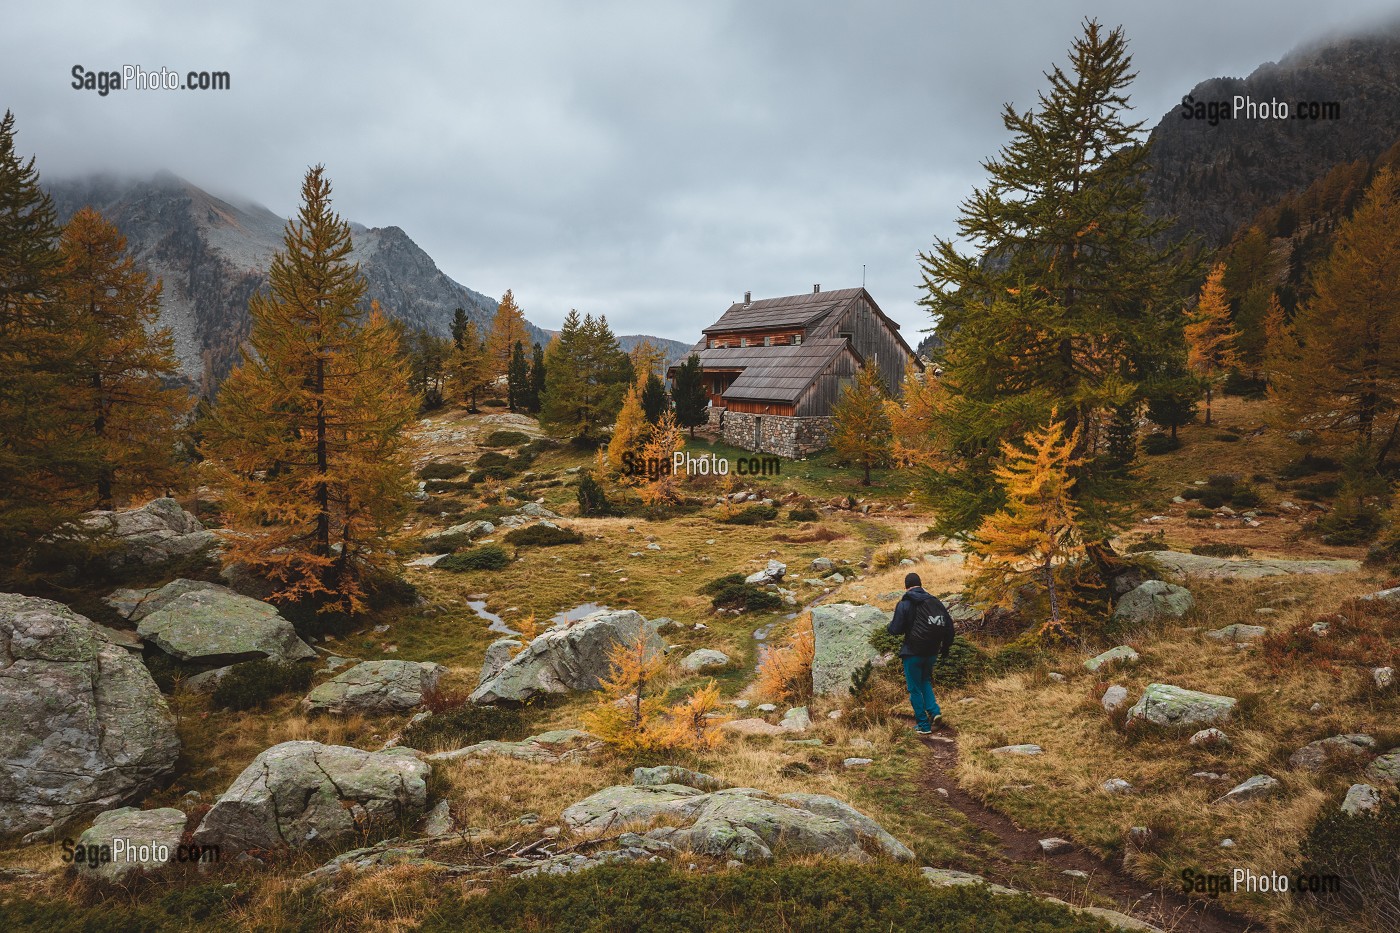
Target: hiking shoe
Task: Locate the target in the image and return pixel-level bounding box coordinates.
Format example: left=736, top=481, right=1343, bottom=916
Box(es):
left=915, top=727, right=933, bottom=736
left=931, top=715, right=945, bottom=729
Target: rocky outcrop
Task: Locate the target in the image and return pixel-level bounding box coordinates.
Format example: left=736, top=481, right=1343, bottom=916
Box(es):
left=1148, top=551, right=1360, bottom=579
left=1126, top=684, right=1236, bottom=729
left=1365, top=747, right=1400, bottom=786
left=1214, top=774, right=1281, bottom=805
left=810, top=603, right=887, bottom=697
left=1288, top=734, right=1375, bottom=772
left=560, top=771, right=914, bottom=864
left=428, top=729, right=598, bottom=764
left=136, top=586, right=314, bottom=664
left=302, top=660, right=444, bottom=715
left=74, top=807, right=187, bottom=884
left=192, top=741, right=430, bottom=853
left=680, top=648, right=730, bottom=672
left=1084, top=645, right=1138, bottom=672
left=0, top=594, right=180, bottom=843
left=1111, top=581, right=1194, bottom=626
left=1206, top=623, right=1269, bottom=642
left=470, top=610, right=666, bottom=704
left=745, top=560, right=786, bottom=585
left=83, top=498, right=218, bottom=568
left=104, top=578, right=225, bottom=622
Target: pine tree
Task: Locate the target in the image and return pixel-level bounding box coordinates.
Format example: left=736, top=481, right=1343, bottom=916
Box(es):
left=606, top=383, right=649, bottom=484
left=640, top=371, right=668, bottom=423
left=671, top=352, right=708, bottom=438
left=485, top=289, right=528, bottom=382
left=639, top=410, right=685, bottom=507
left=1103, top=402, right=1138, bottom=469
left=527, top=342, right=546, bottom=414
left=0, top=110, right=92, bottom=569
left=1144, top=373, right=1197, bottom=442
left=829, top=361, right=892, bottom=485
left=540, top=310, right=633, bottom=439
left=506, top=340, right=530, bottom=412
left=1273, top=168, right=1400, bottom=467
left=917, top=21, right=1198, bottom=544
left=57, top=207, right=190, bottom=509
left=203, top=167, right=417, bottom=614
left=450, top=307, right=470, bottom=350
left=968, top=416, right=1085, bottom=638
left=1185, top=263, right=1240, bottom=427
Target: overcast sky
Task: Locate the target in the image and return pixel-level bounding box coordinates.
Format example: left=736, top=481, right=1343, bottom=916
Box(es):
left=6, top=1, right=1400, bottom=343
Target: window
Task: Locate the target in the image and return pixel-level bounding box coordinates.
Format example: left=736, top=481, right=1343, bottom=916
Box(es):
left=740, top=337, right=748, bottom=348
left=763, top=336, right=772, bottom=347
left=793, top=334, right=802, bottom=345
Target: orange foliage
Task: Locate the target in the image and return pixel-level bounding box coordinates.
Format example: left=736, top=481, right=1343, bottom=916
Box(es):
left=755, top=615, right=814, bottom=703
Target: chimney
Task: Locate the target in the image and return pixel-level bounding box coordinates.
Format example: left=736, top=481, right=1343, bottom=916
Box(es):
left=813, top=284, right=821, bottom=294
left=744, top=290, right=751, bottom=305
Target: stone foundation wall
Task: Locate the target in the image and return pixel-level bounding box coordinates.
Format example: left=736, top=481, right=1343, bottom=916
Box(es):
left=715, top=409, right=832, bottom=459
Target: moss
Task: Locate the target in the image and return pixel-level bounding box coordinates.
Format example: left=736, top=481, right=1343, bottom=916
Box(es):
left=210, top=659, right=315, bottom=712
left=718, top=504, right=778, bottom=525
left=436, top=545, right=511, bottom=571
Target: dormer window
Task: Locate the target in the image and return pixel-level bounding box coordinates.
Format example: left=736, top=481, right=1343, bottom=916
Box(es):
left=740, top=337, right=749, bottom=348
left=763, top=336, right=772, bottom=347
left=793, top=334, right=802, bottom=345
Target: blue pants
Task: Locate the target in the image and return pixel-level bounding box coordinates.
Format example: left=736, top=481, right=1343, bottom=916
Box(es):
left=902, top=655, right=941, bottom=730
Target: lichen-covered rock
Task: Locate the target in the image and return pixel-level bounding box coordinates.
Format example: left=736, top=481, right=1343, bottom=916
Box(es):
left=1101, top=685, right=1129, bottom=712
left=1206, top=623, right=1269, bottom=642
left=478, top=639, right=522, bottom=686
left=1214, top=774, right=1280, bottom=804
left=104, top=578, right=226, bottom=622
left=777, top=792, right=914, bottom=861
left=471, top=610, right=665, bottom=704
left=745, top=560, right=786, bottom=585
left=1111, top=581, right=1195, bottom=626
left=136, top=587, right=314, bottom=664
left=1084, top=645, right=1138, bottom=672
left=1126, top=684, right=1236, bottom=729
left=0, top=594, right=180, bottom=843
left=423, top=520, right=494, bottom=545
left=83, top=497, right=219, bottom=568
left=561, top=783, right=709, bottom=833
left=74, top=807, right=186, bottom=883
left=632, top=766, right=730, bottom=792
left=680, top=648, right=730, bottom=672
left=1148, top=551, right=1360, bottom=579
left=302, top=660, right=444, bottom=714
left=1365, top=747, right=1400, bottom=786
left=1189, top=728, right=1230, bottom=748
left=1341, top=783, right=1381, bottom=816
left=192, top=741, right=429, bottom=853
left=428, top=729, right=597, bottom=764
left=1288, top=734, right=1375, bottom=772
left=810, top=603, right=887, bottom=696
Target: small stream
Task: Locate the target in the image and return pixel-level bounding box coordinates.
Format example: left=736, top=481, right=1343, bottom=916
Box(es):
left=467, top=600, right=611, bottom=637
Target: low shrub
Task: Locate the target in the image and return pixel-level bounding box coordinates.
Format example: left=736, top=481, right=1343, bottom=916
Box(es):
left=719, top=503, right=778, bottom=525
left=755, top=617, right=814, bottom=703
left=1186, top=508, right=1214, bottom=520
left=1126, top=539, right=1171, bottom=553
left=872, top=546, right=911, bottom=570
left=503, top=524, right=584, bottom=547
left=477, top=451, right=513, bottom=469
left=418, top=461, right=466, bottom=480
left=480, top=398, right=507, bottom=408
left=481, top=429, right=531, bottom=447
left=1280, top=454, right=1341, bottom=479
left=1298, top=795, right=1400, bottom=928
left=1213, top=433, right=1241, bottom=443
left=1229, top=483, right=1262, bottom=508
left=1206, top=474, right=1238, bottom=492
left=1198, top=491, right=1225, bottom=509
left=211, top=659, right=315, bottom=711
left=1191, top=542, right=1251, bottom=558
left=1180, top=487, right=1203, bottom=500
left=700, top=573, right=781, bottom=612
left=424, top=479, right=471, bottom=494
left=520, top=437, right=561, bottom=457
left=788, top=507, right=820, bottom=522
left=436, top=544, right=511, bottom=571
left=577, top=471, right=619, bottom=517
left=401, top=703, right=529, bottom=752
left=1316, top=500, right=1385, bottom=545
left=1142, top=434, right=1180, bottom=455
left=1295, top=479, right=1342, bottom=500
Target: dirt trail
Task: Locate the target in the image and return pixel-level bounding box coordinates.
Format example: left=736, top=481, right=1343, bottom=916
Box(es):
left=918, top=733, right=1259, bottom=933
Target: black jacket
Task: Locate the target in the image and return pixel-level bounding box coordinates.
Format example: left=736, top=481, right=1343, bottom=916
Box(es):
left=887, top=586, right=955, bottom=658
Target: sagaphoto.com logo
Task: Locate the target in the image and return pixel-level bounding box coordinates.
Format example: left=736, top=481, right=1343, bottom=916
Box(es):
left=72, top=64, right=231, bottom=96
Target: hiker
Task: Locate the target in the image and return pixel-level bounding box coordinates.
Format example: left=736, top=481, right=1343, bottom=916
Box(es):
left=887, top=572, right=955, bottom=735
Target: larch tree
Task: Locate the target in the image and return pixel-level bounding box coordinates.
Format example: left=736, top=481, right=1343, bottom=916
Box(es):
left=448, top=319, right=489, bottom=411
left=917, top=20, right=1197, bottom=546
left=582, top=634, right=671, bottom=753
left=830, top=360, right=893, bottom=486
left=968, top=416, right=1085, bottom=639
left=57, top=207, right=190, bottom=509
left=671, top=352, right=708, bottom=437
left=1272, top=167, right=1400, bottom=467
left=486, top=289, right=529, bottom=382
left=1185, top=263, right=1239, bottom=427
left=539, top=310, right=633, bottom=440
left=628, top=339, right=666, bottom=384
left=203, top=166, right=417, bottom=614
left=639, top=410, right=685, bottom=507
left=0, top=109, right=92, bottom=570
left=606, top=382, right=649, bottom=484
left=506, top=339, right=530, bottom=412
left=886, top=360, right=943, bottom=468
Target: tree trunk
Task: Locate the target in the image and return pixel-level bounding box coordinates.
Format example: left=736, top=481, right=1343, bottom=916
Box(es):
left=1204, top=385, right=1212, bottom=427
left=92, top=371, right=112, bottom=510
left=1044, top=560, right=1061, bottom=627
left=315, top=356, right=330, bottom=561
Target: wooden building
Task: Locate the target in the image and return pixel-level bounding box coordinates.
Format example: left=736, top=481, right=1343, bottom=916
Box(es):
left=675, top=286, right=921, bottom=457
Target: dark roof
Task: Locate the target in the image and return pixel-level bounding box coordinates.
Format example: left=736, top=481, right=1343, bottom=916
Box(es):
left=703, top=287, right=866, bottom=334
left=694, top=338, right=859, bottom=403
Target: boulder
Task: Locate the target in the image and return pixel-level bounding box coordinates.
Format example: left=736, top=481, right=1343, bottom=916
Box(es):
left=1189, top=728, right=1230, bottom=748
left=1376, top=667, right=1397, bottom=690
left=82, top=497, right=219, bottom=568
left=1101, top=779, right=1133, bottom=795
left=1341, top=784, right=1381, bottom=816
left=1288, top=734, right=1375, bottom=772
left=680, top=648, right=730, bottom=673
left=921, top=868, right=1022, bottom=896
left=1126, top=684, right=1236, bottom=729
left=181, top=663, right=240, bottom=695
left=632, top=766, right=730, bottom=792
left=777, top=793, right=915, bottom=861
left=478, top=639, right=521, bottom=686
left=811, top=558, right=834, bottom=573
left=810, top=603, right=887, bottom=696
left=192, top=741, right=430, bottom=853
left=302, top=660, right=445, bottom=715
left=1084, top=645, right=1138, bottom=672
left=517, top=502, right=560, bottom=519
left=1206, top=623, right=1268, bottom=642
left=745, top=560, right=786, bottom=585
left=1111, top=581, right=1195, bottom=626
left=0, top=594, right=180, bottom=843
left=1365, top=748, right=1400, bottom=786
left=1101, top=685, right=1129, bottom=713
left=104, top=578, right=226, bottom=622
left=1214, top=774, right=1281, bottom=805
left=470, top=610, right=666, bottom=704
left=428, top=729, right=598, bottom=765
left=1038, top=837, right=1073, bottom=855
left=722, top=718, right=787, bottom=738
left=74, top=807, right=186, bottom=884
left=423, top=520, right=494, bottom=545
left=1148, top=551, right=1360, bottom=580
left=136, top=587, right=314, bottom=664
left=780, top=706, right=811, bottom=732
left=561, top=783, right=710, bottom=832
left=991, top=744, right=1043, bottom=756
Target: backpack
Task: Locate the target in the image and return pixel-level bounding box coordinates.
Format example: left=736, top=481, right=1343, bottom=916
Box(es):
left=905, top=598, right=950, bottom=655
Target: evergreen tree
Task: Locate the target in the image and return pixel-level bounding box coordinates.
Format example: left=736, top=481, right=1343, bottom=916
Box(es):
left=450, top=306, right=470, bottom=350
left=1103, top=402, right=1138, bottom=469
left=0, top=110, right=90, bottom=570
left=486, top=289, right=528, bottom=381
left=969, top=416, right=1085, bottom=639
left=204, top=167, right=416, bottom=614
left=916, top=21, right=1197, bottom=544
left=540, top=310, right=633, bottom=439
left=640, top=371, right=668, bottom=423
left=1185, top=263, right=1239, bottom=427
left=527, top=341, right=546, bottom=414
left=830, top=361, right=893, bottom=486
left=1273, top=168, right=1400, bottom=467
left=606, top=383, right=649, bottom=484
left=448, top=319, right=489, bottom=411
left=57, top=207, right=190, bottom=509
left=392, top=322, right=450, bottom=410
left=506, top=339, right=530, bottom=412
left=1144, top=373, right=1198, bottom=442
left=671, top=352, right=708, bottom=438
left=576, top=469, right=617, bottom=516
